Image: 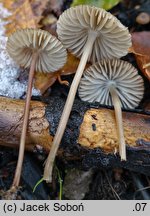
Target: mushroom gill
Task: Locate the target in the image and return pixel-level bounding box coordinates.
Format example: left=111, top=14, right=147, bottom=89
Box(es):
left=7, top=28, right=66, bottom=72
left=79, top=59, right=144, bottom=160
left=57, top=5, right=131, bottom=62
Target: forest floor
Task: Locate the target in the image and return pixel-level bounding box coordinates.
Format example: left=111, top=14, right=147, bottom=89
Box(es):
left=0, top=0, right=150, bottom=200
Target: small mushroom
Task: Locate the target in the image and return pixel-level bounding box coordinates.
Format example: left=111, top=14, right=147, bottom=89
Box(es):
left=43, top=5, right=131, bottom=182
left=78, top=59, right=144, bottom=160
left=7, top=28, right=67, bottom=187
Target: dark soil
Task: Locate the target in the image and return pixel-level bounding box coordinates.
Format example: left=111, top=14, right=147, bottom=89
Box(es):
left=0, top=0, right=150, bottom=200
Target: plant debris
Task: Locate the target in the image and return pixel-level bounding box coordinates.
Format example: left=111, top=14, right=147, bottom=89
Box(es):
left=0, top=0, right=150, bottom=200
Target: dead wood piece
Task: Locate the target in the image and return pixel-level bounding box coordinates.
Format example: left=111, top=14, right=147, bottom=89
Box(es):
left=0, top=96, right=52, bottom=151
left=79, top=109, right=149, bottom=152
left=0, top=96, right=150, bottom=175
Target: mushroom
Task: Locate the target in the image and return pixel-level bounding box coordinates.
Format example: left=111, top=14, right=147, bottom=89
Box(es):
left=78, top=59, right=144, bottom=160
left=43, top=5, right=131, bottom=182
left=7, top=28, right=67, bottom=187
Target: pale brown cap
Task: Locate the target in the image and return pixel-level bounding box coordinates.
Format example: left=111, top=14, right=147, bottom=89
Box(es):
left=57, top=5, right=131, bottom=63
left=79, top=59, right=144, bottom=109
left=7, top=28, right=67, bottom=73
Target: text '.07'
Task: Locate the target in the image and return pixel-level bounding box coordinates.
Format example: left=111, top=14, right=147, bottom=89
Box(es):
left=132, top=203, right=148, bottom=212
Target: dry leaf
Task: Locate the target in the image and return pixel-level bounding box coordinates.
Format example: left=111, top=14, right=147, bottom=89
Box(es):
left=60, top=52, right=83, bottom=76
left=34, top=53, right=91, bottom=94
left=30, top=0, right=49, bottom=17
left=2, top=0, right=25, bottom=10
left=1, top=0, right=49, bottom=35
left=34, top=72, right=58, bottom=94
left=34, top=53, right=80, bottom=94
left=3, top=0, right=37, bottom=35
left=130, top=31, right=150, bottom=81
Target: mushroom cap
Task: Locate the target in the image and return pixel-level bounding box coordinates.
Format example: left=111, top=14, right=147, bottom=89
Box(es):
left=7, top=28, right=67, bottom=73
left=57, top=5, right=131, bottom=63
left=78, top=59, right=144, bottom=109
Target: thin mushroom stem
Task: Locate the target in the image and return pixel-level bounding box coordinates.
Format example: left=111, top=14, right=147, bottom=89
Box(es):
left=43, top=32, right=97, bottom=182
left=109, top=84, right=126, bottom=161
left=12, top=52, right=38, bottom=187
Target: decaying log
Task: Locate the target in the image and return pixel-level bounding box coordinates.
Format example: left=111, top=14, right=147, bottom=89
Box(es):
left=0, top=96, right=150, bottom=175
left=0, top=96, right=53, bottom=151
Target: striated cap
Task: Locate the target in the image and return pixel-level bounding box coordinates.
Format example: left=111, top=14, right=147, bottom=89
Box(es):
left=79, top=59, right=144, bottom=109
left=7, top=28, right=67, bottom=73
left=57, top=5, right=131, bottom=63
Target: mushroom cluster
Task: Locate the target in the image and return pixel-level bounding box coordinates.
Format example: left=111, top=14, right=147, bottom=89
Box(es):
left=78, top=59, right=144, bottom=160
left=7, top=28, right=67, bottom=188
left=43, top=5, right=131, bottom=182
